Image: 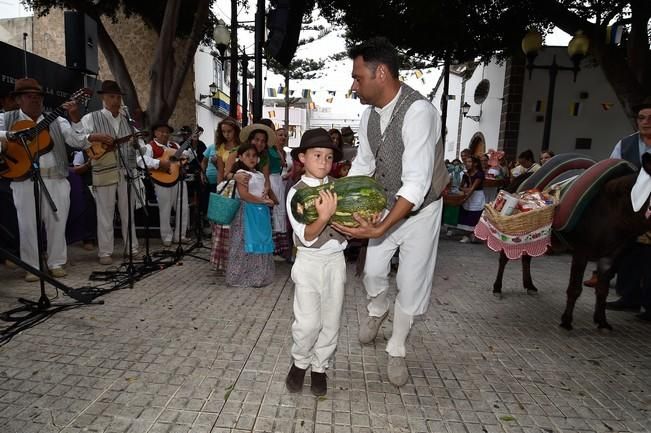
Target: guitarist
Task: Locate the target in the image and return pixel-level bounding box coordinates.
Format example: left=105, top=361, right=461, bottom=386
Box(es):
left=78, top=80, right=161, bottom=265
left=141, top=122, right=192, bottom=246
left=0, top=78, right=88, bottom=281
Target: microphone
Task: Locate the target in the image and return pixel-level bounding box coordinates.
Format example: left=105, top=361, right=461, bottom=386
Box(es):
left=121, top=105, right=137, bottom=127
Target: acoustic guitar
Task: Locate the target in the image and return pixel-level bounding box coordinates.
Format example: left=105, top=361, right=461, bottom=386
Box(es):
left=0, top=88, right=92, bottom=180
left=149, top=127, right=202, bottom=187
left=85, top=131, right=149, bottom=161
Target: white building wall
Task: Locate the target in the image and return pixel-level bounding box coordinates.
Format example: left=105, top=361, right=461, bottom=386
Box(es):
left=193, top=48, right=228, bottom=145
left=517, top=46, right=633, bottom=160
left=431, top=72, right=463, bottom=161
left=459, top=62, right=506, bottom=154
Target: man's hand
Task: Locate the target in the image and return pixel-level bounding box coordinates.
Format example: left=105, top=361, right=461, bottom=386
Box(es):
left=90, top=133, right=115, bottom=149
left=315, top=190, right=338, bottom=221
left=158, top=160, right=171, bottom=173
left=332, top=212, right=383, bottom=239
left=62, top=101, right=81, bottom=123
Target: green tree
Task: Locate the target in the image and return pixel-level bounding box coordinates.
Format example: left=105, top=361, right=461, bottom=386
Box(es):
left=25, top=0, right=218, bottom=125
left=317, top=0, right=651, bottom=116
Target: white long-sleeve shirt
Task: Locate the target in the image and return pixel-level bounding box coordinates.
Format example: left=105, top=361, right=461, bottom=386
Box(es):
left=610, top=134, right=651, bottom=160
left=138, top=139, right=194, bottom=170
left=0, top=109, right=88, bottom=168
left=348, top=87, right=441, bottom=211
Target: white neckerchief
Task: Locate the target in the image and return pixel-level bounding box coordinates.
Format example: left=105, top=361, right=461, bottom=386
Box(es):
left=631, top=168, right=651, bottom=217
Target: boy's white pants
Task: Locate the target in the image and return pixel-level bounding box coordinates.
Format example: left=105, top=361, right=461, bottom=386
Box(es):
left=95, top=171, right=139, bottom=258
left=154, top=181, right=189, bottom=243
left=364, top=199, right=443, bottom=357
left=291, top=250, right=346, bottom=373
left=11, top=177, right=70, bottom=270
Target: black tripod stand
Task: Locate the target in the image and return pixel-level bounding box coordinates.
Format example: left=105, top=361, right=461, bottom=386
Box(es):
left=1, top=132, right=102, bottom=343
left=182, top=143, right=210, bottom=261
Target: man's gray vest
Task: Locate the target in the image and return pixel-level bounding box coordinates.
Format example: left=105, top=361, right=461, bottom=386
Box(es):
left=89, top=110, right=137, bottom=186
left=620, top=132, right=644, bottom=169
left=292, top=178, right=347, bottom=249
left=366, top=83, right=449, bottom=210
left=3, top=109, right=68, bottom=179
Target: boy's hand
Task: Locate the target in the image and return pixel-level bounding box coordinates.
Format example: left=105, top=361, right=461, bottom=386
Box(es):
left=315, top=190, right=337, bottom=221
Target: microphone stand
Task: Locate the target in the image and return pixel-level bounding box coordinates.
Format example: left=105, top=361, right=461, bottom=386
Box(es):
left=184, top=141, right=210, bottom=260
left=114, top=132, right=137, bottom=287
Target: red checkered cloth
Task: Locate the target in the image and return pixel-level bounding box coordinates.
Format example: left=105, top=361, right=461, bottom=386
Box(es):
left=210, top=223, right=231, bottom=271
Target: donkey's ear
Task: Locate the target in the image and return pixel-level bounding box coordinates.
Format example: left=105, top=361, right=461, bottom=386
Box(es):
left=643, top=152, right=651, bottom=175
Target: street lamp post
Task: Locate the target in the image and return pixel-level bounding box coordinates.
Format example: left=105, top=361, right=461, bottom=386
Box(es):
left=521, top=30, right=590, bottom=151
left=213, top=20, right=255, bottom=126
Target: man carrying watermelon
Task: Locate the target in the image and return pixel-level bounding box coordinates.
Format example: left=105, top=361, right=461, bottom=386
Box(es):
left=333, top=37, right=450, bottom=386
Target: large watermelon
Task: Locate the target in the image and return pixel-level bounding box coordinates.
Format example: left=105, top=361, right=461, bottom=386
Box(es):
left=291, top=176, right=387, bottom=227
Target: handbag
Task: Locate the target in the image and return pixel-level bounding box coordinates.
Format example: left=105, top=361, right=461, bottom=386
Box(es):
left=207, top=179, right=240, bottom=225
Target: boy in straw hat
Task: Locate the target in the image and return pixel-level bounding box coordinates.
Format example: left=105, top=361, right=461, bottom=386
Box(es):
left=284, top=128, right=346, bottom=396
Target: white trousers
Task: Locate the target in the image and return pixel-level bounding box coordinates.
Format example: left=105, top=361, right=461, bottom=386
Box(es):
left=95, top=171, right=139, bottom=257
left=11, top=177, right=70, bottom=270
left=364, top=199, right=443, bottom=356
left=291, top=250, right=346, bottom=373
left=155, top=181, right=189, bottom=243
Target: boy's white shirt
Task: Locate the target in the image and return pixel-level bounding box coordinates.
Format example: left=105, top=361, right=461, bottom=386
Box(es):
left=286, top=174, right=347, bottom=253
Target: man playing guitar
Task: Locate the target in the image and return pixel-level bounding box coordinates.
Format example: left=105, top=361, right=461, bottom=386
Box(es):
left=0, top=78, right=88, bottom=281
left=139, top=122, right=191, bottom=246
left=78, top=80, right=162, bottom=265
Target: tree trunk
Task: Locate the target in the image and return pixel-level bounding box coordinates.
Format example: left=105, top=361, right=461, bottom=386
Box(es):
left=94, top=16, right=143, bottom=121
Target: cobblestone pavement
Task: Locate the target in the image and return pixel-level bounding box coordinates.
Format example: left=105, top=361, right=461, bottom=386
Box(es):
left=0, top=236, right=650, bottom=433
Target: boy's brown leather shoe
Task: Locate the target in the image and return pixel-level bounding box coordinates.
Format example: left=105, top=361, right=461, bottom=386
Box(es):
left=285, top=364, right=306, bottom=393
left=310, top=371, right=327, bottom=396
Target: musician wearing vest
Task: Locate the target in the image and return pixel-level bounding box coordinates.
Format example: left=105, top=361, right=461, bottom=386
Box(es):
left=79, top=80, right=153, bottom=265
left=0, top=78, right=88, bottom=281
left=333, top=38, right=449, bottom=387
left=140, top=122, right=192, bottom=246
left=605, top=100, right=651, bottom=321
left=285, top=128, right=347, bottom=397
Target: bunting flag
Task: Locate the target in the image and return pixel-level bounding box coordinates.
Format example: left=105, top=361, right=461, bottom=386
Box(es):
left=307, top=102, right=316, bottom=110
left=414, top=70, right=423, bottom=79
left=268, top=110, right=276, bottom=118
left=290, top=90, right=295, bottom=96
left=326, top=97, right=334, bottom=103
left=569, top=102, right=581, bottom=116
left=267, top=88, right=277, bottom=97
left=278, top=85, right=285, bottom=94
left=302, top=89, right=311, bottom=98
left=601, top=102, right=615, bottom=111
left=345, top=89, right=352, bottom=99
left=534, top=100, right=545, bottom=113
left=328, top=90, right=336, bottom=96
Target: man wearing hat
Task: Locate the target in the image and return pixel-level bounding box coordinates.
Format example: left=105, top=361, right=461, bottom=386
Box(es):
left=340, top=126, right=357, bottom=162
left=284, top=128, right=347, bottom=396
left=604, top=100, right=651, bottom=320
left=140, top=122, right=193, bottom=246
left=0, top=77, right=88, bottom=280
left=79, top=80, right=158, bottom=264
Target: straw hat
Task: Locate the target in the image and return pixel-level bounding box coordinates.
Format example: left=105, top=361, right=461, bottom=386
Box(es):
left=240, top=123, right=276, bottom=147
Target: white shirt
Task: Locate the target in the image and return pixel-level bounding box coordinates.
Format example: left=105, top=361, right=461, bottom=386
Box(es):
left=0, top=109, right=87, bottom=168
left=348, top=87, right=441, bottom=211
left=286, top=174, right=347, bottom=254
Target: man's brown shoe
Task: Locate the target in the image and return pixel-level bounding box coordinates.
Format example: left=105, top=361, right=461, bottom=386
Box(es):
left=285, top=364, right=306, bottom=393
left=583, top=271, right=598, bottom=287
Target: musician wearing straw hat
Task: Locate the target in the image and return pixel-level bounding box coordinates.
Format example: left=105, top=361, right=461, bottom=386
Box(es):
left=79, top=80, right=156, bottom=264
left=0, top=78, right=88, bottom=281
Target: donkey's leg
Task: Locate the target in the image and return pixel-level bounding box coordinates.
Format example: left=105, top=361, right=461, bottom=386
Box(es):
left=522, top=254, right=538, bottom=294
left=560, top=254, right=588, bottom=330
left=493, top=251, right=509, bottom=296
left=594, top=258, right=615, bottom=330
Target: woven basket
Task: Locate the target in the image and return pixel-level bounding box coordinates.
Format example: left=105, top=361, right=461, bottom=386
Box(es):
left=483, top=199, right=556, bottom=235
left=443, top=193, right=466, bottom=207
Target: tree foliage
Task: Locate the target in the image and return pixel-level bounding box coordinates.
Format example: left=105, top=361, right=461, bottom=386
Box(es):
left=24, top=0, right=218, bottom=125
left=316, top=0, right=651, bottom=115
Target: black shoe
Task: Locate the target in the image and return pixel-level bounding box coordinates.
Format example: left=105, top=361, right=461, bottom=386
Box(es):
left=605, top=298, right=640, bottom=311
left=636, top=311, right=651, bottom=322
left=285, top=364, right=306, bottom=393
left=310, top=371, right=327, bottom=396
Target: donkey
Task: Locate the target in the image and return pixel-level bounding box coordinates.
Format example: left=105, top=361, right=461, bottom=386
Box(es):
left=491, top=153, right=651, bottom=330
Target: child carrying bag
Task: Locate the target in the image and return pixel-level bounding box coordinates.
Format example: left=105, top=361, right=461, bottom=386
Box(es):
left=207, top=179, right=240, bottom=225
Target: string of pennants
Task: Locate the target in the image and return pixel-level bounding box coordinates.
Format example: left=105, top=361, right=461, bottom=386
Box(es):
left=534, top=99, right=617, bottom=116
